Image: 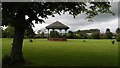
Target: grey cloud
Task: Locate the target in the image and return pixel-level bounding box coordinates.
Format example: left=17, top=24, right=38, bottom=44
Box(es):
left=34, top=2, right=118, bottom=33
left=93, top=2, right=118, bottom=22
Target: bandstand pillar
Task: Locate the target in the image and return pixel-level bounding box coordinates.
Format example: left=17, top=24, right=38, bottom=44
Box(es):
left=48, top=29, right=49, bottom=38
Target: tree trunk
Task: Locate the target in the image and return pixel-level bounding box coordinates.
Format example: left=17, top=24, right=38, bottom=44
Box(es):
left=10, top=26, right=25, bottom=62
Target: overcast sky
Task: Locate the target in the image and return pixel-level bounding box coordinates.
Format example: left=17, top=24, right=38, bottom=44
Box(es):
left=32, top=2, right=118, bottom=33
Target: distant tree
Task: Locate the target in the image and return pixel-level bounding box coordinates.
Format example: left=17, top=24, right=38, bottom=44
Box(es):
left=37, top=30, right=41, bottom=36
left=80, top=33, right=88, bottom=39
left=79, top=29, right=100, bottom=34
left=89, top=29, right=100, bottom=33
left=41, top=32, right=45, bottom=38
left=76, top=30, right=81, bottom=34
left=105, top=32, right=113, bottom=39
left=106, top=28, right=110, bottom=33
left=67, top=31, right=75, bottom=39
left=80, top=30, right=87, bottom=34
left=76, top=33, right=81, bottom=39
left=91, top=32, right=100, bottom=39
left=2, top=26, right=14, bottom=38
left=105, top=28, right=113, bottom=39
left=67, top=33, right=70, bottom=39
left=116, top=35, right=120, bottom=42
left=116, top=28, right=120, bottom=34
left=41, top=28, right=47, bottom=38
left=83, top=33, right=88, bottom=39
left=24, top=27, right=35, bottom=38
left=87, top=35, right=92, bottom=39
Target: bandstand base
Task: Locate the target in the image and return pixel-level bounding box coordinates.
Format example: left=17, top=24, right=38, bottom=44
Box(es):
left=48, top=38, right=67, bottom=41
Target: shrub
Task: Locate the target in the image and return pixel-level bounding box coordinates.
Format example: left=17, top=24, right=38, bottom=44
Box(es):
left=81, top=36, right=85, bottom=39
left=105, top=32, right=113, bottom=39
left=83, top=40, right=86, bottom=42
left=116, top=35, right=120, bottom=42
left=87, top=35, right=92, bottom=39
left=83, top=33, right=88, bottom=39
left=80, top=33, right=88, bottom=39
left=112, top=40, right=115, bottom=44
left=91, top=32, right=101, bottom=39
left=67, top=31, right=75, bottom=39
left=29, top=39, right=33, bottom=42
left=76, top=34, right=81, bottom=39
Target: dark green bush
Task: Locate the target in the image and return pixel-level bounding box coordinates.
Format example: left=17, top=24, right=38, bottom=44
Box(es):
left=29, top=39, right=33, bottom=42
left=116, top=35, right=120, bottom=42
left=91, top=32, right=101, bottom=39
left=112, top=40, right=115, bottom=44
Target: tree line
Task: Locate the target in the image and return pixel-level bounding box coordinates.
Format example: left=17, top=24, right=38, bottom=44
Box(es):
left=44, top=28, right=120, bottom=39
left=2, top=26, right=120, bottom=39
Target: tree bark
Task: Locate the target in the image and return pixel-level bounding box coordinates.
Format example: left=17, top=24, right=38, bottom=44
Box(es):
left=10, top=26, right=25, bottom=62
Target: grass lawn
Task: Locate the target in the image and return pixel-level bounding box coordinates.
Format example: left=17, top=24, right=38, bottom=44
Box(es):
left=2, top=38, right=118, bottom=66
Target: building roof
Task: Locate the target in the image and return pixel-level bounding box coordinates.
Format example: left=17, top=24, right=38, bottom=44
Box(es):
left=46, top=21, right=69, bottom=29
left=113, top=33, right=120, bottom=36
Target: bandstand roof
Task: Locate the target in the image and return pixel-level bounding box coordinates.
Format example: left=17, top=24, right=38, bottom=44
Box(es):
left=46, top=21, right=69, bottom=29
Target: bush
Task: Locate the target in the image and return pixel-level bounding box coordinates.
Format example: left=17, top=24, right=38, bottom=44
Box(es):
left=105, top=32, right=113, bottom=39
left=116, top=35, right=120, bottom=42
left=76, top=34, right=81, bottom=39
left=87, top=35, right=92, bottom=39
left=112, top=40, right=115, bottom=44
left=29, top=39, right=33, bottom=42
left=81, top=36, right=85, bottom=39
left=82, top=33, right=88, bottom=39
left=67, top=31, right=75, bottom=39
left=91, top=32, right=101, bottom=39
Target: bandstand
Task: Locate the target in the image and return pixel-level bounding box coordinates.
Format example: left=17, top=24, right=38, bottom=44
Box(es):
left=46, top=21, right=69, bottom=41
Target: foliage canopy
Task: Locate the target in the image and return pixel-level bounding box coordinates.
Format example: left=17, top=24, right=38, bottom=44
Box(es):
left=116, top=28, right=120, bottom=34
left=2, top=2, right=114, bottom=28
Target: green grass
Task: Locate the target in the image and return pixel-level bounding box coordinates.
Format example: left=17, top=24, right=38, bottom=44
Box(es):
left=2, top=38, right=118, bottom=66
